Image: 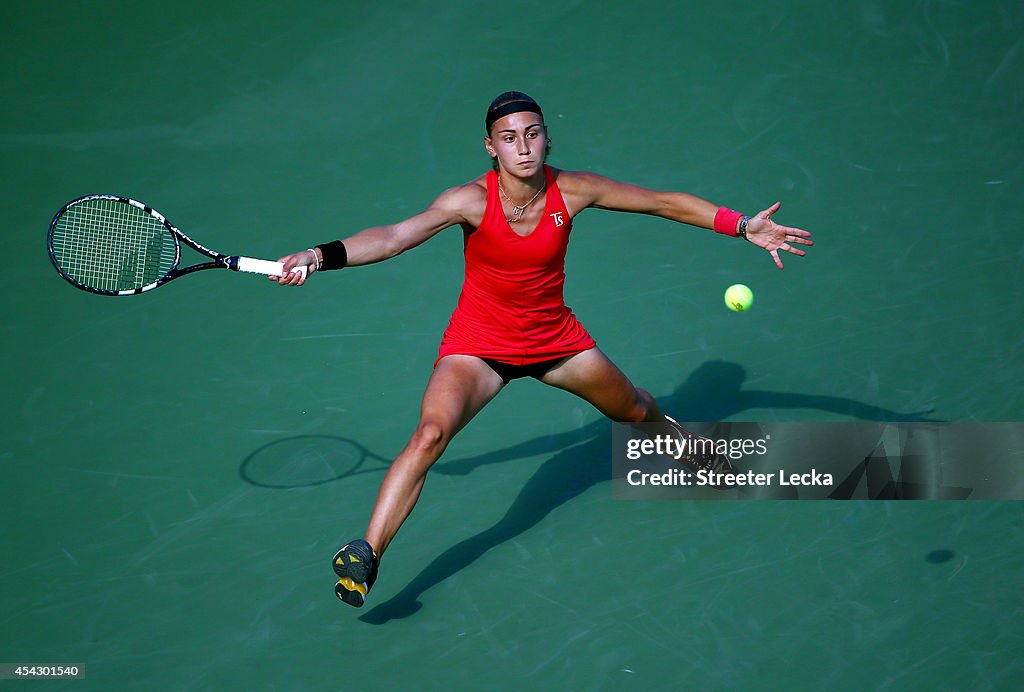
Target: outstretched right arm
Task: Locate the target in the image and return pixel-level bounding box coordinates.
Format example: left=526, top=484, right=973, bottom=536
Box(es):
left=272, top=183, right=481, bottom=285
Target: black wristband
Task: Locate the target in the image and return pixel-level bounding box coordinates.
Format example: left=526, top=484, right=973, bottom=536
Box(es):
left=316, top=240, right=348, bottom=270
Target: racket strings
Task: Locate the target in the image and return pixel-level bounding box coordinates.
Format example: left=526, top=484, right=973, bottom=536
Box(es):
left=51, top=198, right=178, bottom=291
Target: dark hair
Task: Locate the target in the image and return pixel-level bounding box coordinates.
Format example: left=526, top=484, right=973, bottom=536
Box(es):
left=485, top=91, right=544, bottom=135
left=485, top=91, right=551, bottom=170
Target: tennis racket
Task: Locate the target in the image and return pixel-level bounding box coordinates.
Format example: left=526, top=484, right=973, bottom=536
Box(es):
left=47, top=194, right=305, bottom=296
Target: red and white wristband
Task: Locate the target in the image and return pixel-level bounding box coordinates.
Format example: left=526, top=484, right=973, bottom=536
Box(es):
left=713, top=207, right=750, bottom=240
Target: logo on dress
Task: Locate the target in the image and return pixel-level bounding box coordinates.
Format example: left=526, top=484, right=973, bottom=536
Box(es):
left=550, top=211, right=565, bottom=227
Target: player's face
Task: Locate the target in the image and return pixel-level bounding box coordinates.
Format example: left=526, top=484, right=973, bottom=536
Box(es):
left=485, top=112, right=547, bottom=178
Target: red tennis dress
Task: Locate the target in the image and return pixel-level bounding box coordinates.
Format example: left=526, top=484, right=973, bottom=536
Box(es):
left=437, top=166, right=596, bottom=365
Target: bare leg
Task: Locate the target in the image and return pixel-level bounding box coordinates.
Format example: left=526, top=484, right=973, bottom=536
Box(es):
left=364, top=355, right=504, bottom=556
left=540, top=347, right=663, bottom=423
left=543, top=347, right=734, bottom=482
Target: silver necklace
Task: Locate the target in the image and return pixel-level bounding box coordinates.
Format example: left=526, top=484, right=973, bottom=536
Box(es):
left=498, top=178, right=545, bottom=223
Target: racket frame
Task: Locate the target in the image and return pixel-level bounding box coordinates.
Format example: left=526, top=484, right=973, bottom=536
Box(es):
left=47, top=194, right=297, bottom=296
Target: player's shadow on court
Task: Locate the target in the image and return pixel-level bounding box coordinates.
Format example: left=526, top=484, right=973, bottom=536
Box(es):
left=359, top=360, right=937, bottom=624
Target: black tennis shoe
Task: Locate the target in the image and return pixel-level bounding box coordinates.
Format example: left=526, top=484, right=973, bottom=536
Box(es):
left=662, top=415, right=736, bottom=488
left=332, top=539, right=378, bottom=608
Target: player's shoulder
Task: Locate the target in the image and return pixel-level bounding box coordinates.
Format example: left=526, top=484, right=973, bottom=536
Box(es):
left=550, top=168, right=612, bottom=193
left=549, top=168, right=617, bottom=209
left=426, top=174, right=488, bottom=224
left=432, top=175, right=487, bottom=207
left=557, top=167, right=610, bottom=186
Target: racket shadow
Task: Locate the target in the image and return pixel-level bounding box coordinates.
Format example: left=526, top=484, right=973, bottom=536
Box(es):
left=359, top=360, right=941, bottom=624
left=240, top=435, right=386, bottom=489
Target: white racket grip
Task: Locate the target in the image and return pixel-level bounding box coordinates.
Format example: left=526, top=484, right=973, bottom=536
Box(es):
left=236, top=257, right=307, bottom=279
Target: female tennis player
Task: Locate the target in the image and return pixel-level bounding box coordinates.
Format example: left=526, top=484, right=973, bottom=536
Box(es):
left=274, top=91, right=813, bottom=607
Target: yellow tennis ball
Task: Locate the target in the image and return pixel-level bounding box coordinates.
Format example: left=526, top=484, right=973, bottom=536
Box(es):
left=725, top=284, right=754, bottom=312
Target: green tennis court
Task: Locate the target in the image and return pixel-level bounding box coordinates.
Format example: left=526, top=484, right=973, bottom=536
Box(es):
left=2, top=1, right=1022, bottom=689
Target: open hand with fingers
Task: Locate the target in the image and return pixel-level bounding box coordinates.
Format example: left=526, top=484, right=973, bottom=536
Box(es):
left=744, top=202, right=813, bottom=269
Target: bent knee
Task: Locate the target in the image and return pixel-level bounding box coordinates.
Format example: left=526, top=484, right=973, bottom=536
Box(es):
left=613, top=388, right=657, bottom=424
left=410, top=419, right=450, bottom=456
left=616, top=402, right=650, bottom=424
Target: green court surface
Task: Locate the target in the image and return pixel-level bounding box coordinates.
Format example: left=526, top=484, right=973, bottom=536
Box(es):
left=2, top=1, right=1022, bottom=689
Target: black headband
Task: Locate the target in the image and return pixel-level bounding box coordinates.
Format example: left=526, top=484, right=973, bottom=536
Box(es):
left=485, top=100, right=544, bottom=133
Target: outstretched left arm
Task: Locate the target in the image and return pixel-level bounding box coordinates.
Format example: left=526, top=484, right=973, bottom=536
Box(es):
left=560, top=171, right=813, bottom=269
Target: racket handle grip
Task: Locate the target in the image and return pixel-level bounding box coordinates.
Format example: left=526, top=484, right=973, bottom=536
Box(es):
left=236, top=257, right=308, bottom=279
